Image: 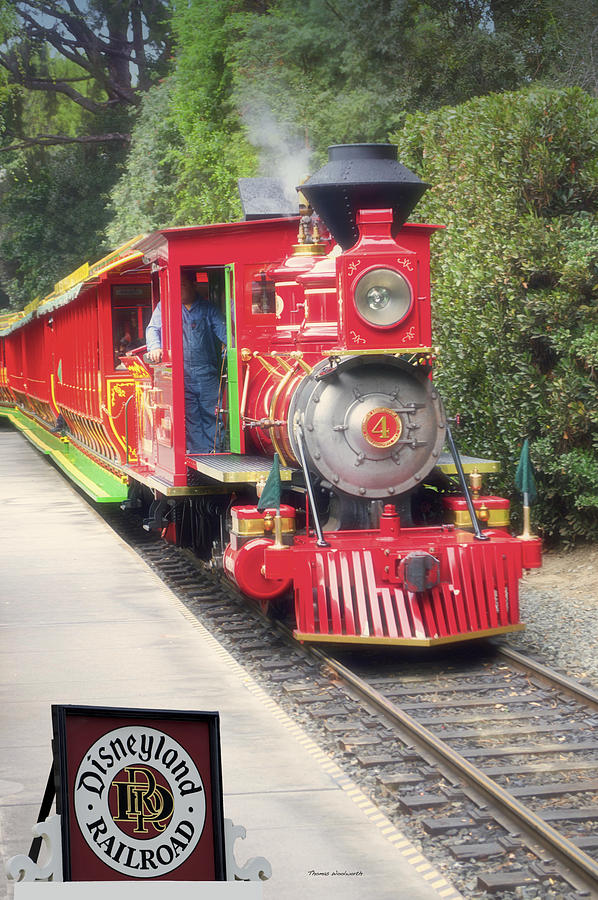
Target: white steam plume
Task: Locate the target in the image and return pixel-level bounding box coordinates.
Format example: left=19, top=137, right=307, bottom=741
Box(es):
left=241, top=97, right=313, bottom=206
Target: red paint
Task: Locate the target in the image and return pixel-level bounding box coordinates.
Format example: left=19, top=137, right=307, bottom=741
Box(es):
left=265, top=526, right=526, bottom=641
left=223, top=538, right=292, bottom=601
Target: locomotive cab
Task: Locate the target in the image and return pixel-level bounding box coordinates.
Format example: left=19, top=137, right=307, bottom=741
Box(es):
left=136, top=266, right=230, bottom=482
left=126, top=214, right=301, bottom=489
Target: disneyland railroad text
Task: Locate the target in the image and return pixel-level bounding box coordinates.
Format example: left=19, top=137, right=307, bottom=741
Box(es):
left=73, top=726, right=207, bottom=877
left=76, top=730, right=203, bottom=798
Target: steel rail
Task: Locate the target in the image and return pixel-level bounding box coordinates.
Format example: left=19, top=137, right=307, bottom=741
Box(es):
left=496, top=642, right=598, bottom=711
left=308, top=644, right=598, bottom=892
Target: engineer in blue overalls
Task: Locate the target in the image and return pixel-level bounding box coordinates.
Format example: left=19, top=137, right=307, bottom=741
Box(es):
left=146, top=272, right=227, bottom=452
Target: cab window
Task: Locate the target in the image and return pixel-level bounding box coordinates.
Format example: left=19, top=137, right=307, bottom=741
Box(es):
left=111, top=284, right=152, bottom=368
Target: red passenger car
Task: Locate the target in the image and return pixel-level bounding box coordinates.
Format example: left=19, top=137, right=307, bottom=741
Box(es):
left=0, top=144, right=541, bottom=646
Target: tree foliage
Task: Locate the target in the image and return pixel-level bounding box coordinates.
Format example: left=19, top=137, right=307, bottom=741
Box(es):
left=0, top=0, right=172, bottom=147
left=0, top=0, right=173, bottom=306
left=390, top=87, right=598, bottom=544
left=106, top=79, right=180, bottom=244
left=0, top=140, right=126, bottom=306
left=108, top=0, right=259, bottom=239
left=167, top=0, right=256, bottom=224
left=226, top=0, right=598, bottom=159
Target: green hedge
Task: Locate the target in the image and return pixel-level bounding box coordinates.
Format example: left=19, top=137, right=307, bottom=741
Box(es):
left=391, top=87, right=598, bottom=544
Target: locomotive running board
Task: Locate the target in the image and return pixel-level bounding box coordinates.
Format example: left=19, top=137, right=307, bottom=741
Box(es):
left=184, top=452, right=492, bottom=483
left=186, top=452, right=295, bottom=484
left=264, top=527, right=533, bottom=646
left=436, top=452, right=501, bottom=475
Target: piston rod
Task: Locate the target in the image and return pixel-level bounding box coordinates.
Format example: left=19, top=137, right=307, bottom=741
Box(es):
left=294, top=422, right=329, bottom=548
left=445, top=420, right=489, bottom=541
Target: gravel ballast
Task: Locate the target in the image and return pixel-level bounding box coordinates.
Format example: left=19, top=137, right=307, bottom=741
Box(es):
left=509, top=545, right=598, bottom=689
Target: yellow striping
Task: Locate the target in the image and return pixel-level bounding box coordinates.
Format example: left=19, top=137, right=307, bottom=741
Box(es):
left=90, top=250, right=144, bottom=280
left=233, top=516, right=295, bottom=536
left=10, top=421, right=47, bottom=453
left=438, top=459, right=500, bottom=475
left=50, top=373, right=59, bottom=415
left=451, top=508, right=509, bottom=527
left=388, top=835, right=410, bottom=845
left=294, top=624, right=525, bottom=645
left=52, top=454, right=110, bottom=498
left=53, top=261, right=90, bottom=295
left=87, top=237, right=145, bottom=277
left=323, top=347, right=432, bottom=356
left=106, top=380, right=135, bottom=454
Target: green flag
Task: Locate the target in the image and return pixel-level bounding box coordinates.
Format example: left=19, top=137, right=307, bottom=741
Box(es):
left=515, top=439, right=537, bottom=504
left=257, top=453, right=281, bottom=511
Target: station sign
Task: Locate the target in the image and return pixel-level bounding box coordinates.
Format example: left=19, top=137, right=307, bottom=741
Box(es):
left=52, top=705, right=226, bottom=882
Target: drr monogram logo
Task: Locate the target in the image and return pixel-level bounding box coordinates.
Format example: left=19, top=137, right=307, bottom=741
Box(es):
left=111, top=766, right=174, bottom=836
left=74, top=726, right=206, bottom=877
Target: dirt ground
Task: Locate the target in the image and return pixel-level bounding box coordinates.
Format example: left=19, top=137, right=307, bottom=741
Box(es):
left=521, top=543, right=598, bottom=599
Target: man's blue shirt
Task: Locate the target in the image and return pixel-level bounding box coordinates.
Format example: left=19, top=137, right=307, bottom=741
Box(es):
left=146, top=300, right=227, bottom=376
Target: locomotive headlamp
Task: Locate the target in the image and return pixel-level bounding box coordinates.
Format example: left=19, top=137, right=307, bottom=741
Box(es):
left=366, top=286, right=391, bottom=310
left=355, top=268, right=412, bottom=328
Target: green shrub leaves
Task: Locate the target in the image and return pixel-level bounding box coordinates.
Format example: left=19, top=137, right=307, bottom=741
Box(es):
left=392, top=87, right=598, bottom=544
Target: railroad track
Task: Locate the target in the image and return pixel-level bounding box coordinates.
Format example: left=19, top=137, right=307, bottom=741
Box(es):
left=105, top=507, right=598, bottom=899
left=316, top=644, right=598, bottom=898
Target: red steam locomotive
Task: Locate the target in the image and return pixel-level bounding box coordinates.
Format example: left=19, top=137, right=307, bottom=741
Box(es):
left=0, top=144, right=541, bottom=646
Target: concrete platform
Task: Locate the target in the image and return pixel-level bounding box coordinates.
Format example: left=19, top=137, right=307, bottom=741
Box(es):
left=0, top=425, right=461, bottom=900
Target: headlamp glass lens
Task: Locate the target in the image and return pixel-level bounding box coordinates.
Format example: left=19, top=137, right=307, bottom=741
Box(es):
left=366, top=286, right=391, bottom=310
left=355, top=268, right=412, bottom=327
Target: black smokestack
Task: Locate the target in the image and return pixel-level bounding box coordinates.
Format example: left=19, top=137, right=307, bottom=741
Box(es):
left=298, top=143, right=428, bottom=250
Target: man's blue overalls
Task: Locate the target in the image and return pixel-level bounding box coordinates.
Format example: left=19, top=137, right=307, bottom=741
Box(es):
left=146, top=300, right=227, bottom=452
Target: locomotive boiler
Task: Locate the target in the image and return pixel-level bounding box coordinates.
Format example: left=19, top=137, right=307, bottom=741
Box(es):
left=0, top=143, right=542, bottom=646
